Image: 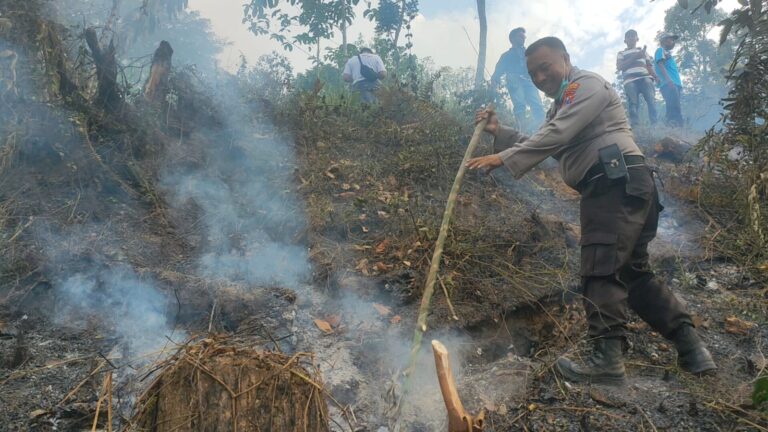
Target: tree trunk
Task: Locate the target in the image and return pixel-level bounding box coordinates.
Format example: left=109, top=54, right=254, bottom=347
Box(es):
left=143, top=40, right=174, bottom=103
left=85, top=27, right=122, bottom=112
left=475, top=0, right=487, bottom=88
left=341, top=0, right=348, bottom=56
left=392, top=0, right=407, bottom=48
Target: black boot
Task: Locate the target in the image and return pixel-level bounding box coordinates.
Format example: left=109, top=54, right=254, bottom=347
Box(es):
left=556, top=338, right=626, bottom=385
left=671, top=325, right=717, bottom=375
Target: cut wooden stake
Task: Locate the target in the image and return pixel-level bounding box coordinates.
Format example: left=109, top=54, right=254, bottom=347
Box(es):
left=432, top=340, right=484, bottom=432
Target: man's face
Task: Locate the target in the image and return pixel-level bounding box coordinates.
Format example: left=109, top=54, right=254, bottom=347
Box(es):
left=511, top=31, right=526, bottom=47
left=527, top=45, right=570, bottom=97
left=661, top=37, right=676, bottom=50
left=625, top=33, right=638, bottom=48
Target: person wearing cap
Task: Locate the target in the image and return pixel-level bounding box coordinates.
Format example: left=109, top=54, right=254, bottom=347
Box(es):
left=655, top=32, right=683, bottom=126
left=342, top=47, right=386, bottom=103
left=617, top=30, right=658, bottom=127
left=491, top=27, right=546, bottom=133
left=466, top=36, right=716, bottom=385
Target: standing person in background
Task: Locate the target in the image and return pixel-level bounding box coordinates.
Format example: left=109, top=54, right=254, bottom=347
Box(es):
left=655, top=32, right=684, bottom=127
left=491, top=27, right=545, bottom=133
left=342, top=47, right=387, bottom=104
left=617, top=30, right=658, bottom=127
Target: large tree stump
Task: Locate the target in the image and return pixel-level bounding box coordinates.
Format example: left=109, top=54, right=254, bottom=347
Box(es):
left=85, top=28, right=122, bottom=112
left=143, top=41, right=173, bottom=103
left=130, top=337, right=330, bottom=432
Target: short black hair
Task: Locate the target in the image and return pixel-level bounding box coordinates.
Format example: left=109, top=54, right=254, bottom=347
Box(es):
left=508, top=27, right=525, bottom=43
left=625, top=29, right=638, bottom=38
left=525, top=36, right=568, bottom=57
left=359, top=47, right=373, bottom=54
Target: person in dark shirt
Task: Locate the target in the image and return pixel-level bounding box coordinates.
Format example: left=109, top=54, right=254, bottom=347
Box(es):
left=491, top=27, right=545, bottom=132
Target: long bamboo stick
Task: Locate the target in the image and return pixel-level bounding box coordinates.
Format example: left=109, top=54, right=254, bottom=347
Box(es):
left=391, top=104, right=493, bottom=431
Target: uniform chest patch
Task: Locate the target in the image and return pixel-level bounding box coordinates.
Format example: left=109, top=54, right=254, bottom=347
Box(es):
left=562, top=82, right=580, bottom=106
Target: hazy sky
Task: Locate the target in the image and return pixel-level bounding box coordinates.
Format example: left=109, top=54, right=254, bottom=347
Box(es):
left=189, top=0, right=740, bottom=82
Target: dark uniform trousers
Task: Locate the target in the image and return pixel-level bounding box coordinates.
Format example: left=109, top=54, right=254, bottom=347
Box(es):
left=578, top=165, right=693, bottom=339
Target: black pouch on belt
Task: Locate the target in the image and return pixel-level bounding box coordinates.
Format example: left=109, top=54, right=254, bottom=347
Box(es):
left=597, top=143, right=628, bottom=180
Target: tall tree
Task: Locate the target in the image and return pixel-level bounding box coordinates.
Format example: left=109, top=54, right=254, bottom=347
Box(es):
left=474, top=0, right=487, bottom=88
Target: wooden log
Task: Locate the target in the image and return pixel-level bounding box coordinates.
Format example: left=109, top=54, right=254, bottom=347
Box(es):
left=143, top=41, right=174, bottom=102
left=432, top=340, right=484, bottom=432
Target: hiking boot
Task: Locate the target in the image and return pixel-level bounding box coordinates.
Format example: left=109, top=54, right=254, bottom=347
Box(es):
left=671, top=324, right=717, bottom=375
left=556, top=338, right=626, bottom=385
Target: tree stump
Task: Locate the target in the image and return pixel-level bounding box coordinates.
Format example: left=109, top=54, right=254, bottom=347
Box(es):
left=85, top=28, right=122, bottom=112
left=143, top=41, right=173, bottom=103
left=130, top=337, right=330, bottom=432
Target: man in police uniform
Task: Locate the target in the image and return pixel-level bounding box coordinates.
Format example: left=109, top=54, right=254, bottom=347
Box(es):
left=466, top=37, right=716, bottom=384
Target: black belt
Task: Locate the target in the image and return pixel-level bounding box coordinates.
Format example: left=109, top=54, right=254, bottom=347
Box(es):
left=577, top=154, right=646, bottom=191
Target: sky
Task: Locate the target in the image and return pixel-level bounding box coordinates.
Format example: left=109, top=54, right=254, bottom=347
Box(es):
left=188, top=0, right=741, bottom=83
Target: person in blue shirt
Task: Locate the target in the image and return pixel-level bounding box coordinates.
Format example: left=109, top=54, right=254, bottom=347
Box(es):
left=491, top=27, right=545, bottom=133
left=655, top=32, right=683, bottom=127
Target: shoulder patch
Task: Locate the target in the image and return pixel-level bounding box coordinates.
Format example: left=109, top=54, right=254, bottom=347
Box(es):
left=562, top=82, right=580, bottom=106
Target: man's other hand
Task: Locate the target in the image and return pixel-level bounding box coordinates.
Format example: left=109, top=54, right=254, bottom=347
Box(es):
left=475, top=108, right=500, bottom=136
left=466, top=154, right=503, bottom=172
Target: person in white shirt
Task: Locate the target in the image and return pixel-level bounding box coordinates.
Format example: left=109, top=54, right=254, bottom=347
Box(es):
left=342, top=47, right=387, bottom=103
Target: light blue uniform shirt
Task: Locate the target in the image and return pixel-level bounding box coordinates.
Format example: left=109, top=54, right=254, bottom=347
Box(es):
left=654, top=47, right=682, bottom=88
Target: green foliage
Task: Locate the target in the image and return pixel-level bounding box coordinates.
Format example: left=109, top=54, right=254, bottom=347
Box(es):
left=754, top=375, right=768, bottom=407
left=689, top=0, right=768, bottom=267
left=663, top=4, right=736, bottom=129
left=243, top=0, right=360, bottom=58
left=237, top=52, right=295, bottom=105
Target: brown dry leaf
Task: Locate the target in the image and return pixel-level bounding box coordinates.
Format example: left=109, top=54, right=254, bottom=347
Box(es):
left=29, top=409, right=48, bottom=419
left=373, top=262, right=393, bottom=272
left=627, top=321, right=648, bottom=331
left=757, top=262, right=768, bottom=273
left=725, top=316, right=757, bottom=335
left=326, top=314, right=342, bottom=328
left=355, top=258, right=369, bottom=275
left=338, top=192, right=356, bottom=199
left=324, top=171, right=336, bottom=179
left=402, top=260, right=411, bottom=267
left=691, top=314, right=710, bottom=329
left=390, top=315, right=401, bottom=324
left=375, top=239, right=390, bottom=254
left=352, top=244, right=371, bottom=251
left=341, top=183, right=351, bottom=190
left=313, top=319, right=333, bottom=334
left=377, top=210, right=390, bottom=218
left=373, top=303, right=392, bottom=316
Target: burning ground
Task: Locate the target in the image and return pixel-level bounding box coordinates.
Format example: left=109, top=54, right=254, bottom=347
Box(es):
left=1, top=1, right=767, bottom=431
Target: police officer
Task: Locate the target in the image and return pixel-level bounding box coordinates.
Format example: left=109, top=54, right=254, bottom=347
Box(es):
left=466, top=37, right=716, bottom=384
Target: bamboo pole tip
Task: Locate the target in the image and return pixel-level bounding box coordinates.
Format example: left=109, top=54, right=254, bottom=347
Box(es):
left=431, top=339, right=447, bottom=355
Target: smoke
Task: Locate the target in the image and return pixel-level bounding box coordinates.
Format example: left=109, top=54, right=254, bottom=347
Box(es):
left=40, top=222, right=179, bottom=360
left=55, top=266, right=174, bottom=357
left=161, top=74, right=310, bottom=288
